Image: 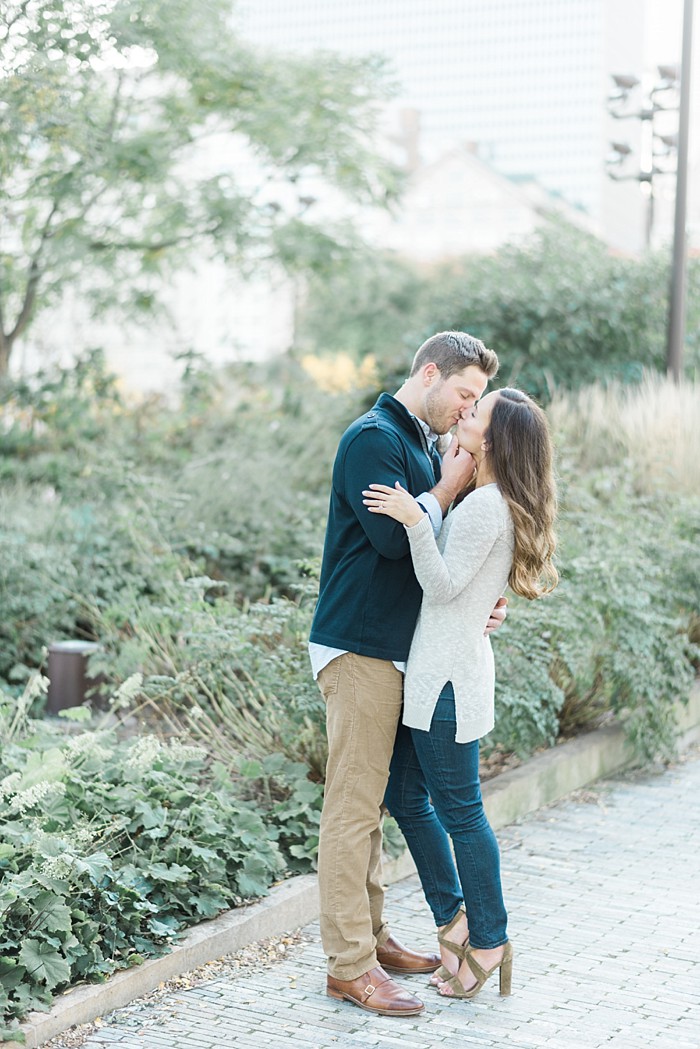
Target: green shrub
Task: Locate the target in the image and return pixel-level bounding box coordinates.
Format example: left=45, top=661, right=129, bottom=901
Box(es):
left=0, top=678, right=285, bottom=1039
left=1, top=356, right=698, bottom=770
left=488, top=462, right=699, bottom=761
left=298, top=226, right=700, bottom=399
left=236, top=753, right=323, bottom=874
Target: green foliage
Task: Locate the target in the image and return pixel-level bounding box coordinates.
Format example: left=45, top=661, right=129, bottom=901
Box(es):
left=0, top=679, right=285, bottom=1034
left=297, top=251, right=428, bottom=370
left=297, top=225, right=700, bottom=397
left=489, top=470, right=699, bottom=761
left=0, top=468, right=187, bottom=686
left=1, top=353, right=698, bottom=771
left=433, top=226, right=679, bottom=398
left=236, top=754, right=323, bottom=874
left=159, top=356, right=349, bottom=600
left=490, top=627, right=565, bottom=757
left=0, top=0, right=398, bottom=372
left=89, top=580, right=327, bottom=779
left=0, top=350, right=123, bottom=467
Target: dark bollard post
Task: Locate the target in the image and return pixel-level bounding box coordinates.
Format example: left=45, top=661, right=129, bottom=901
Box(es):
left=46, top=641, right=100, bottom=714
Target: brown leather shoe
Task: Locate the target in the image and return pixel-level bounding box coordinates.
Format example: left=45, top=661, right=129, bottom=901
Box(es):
left=326, top=965, right=424, bottom=1016
left=376, top=934, right=441, bottom=974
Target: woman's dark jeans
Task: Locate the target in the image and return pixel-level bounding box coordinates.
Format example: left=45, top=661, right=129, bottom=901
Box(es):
left=384, top=682, right=508, bottom=949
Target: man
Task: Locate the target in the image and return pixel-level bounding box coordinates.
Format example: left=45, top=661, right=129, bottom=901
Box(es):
left=309, top=331, right=504, bottom=1016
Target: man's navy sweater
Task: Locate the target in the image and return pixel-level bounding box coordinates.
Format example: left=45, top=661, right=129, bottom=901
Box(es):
left=310, top=393, right=441, bottom=662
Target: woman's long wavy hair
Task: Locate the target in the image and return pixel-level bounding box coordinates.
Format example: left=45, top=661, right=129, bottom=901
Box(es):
left=484, top=388, right=558, bottom=599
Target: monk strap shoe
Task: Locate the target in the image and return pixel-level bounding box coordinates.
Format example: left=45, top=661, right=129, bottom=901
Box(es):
left=327, top=964, right=424, bottom=1016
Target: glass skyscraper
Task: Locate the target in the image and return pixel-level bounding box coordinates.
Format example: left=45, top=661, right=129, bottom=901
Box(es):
left=238, top=0, right=672, bottom=250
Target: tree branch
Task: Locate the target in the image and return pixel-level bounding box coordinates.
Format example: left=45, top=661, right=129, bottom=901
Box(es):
left=105, top=71, right=125, bottom=143
left=7, top=200, right=60, bottom=343
left=88, top=221, right=225, bottom=254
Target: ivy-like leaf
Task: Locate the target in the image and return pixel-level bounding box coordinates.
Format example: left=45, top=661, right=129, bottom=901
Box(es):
left=32, top=892, right=73, bottom=934
left=237, top=853, right=276, bottom=899
left=0, top=1019, right=26, bottom=1044
left=146, top=862, right=192, bottom=884
left=0, top=956, right=25, bottom=992
left=188, top=888, right=229, bottom=918
left=146, top=918, right=178, bottom=938
left=16, top=749, right=66, bottom=790
left=18, top=940, right=70, bottom=991
left=73, top=852, right=114, bottom=886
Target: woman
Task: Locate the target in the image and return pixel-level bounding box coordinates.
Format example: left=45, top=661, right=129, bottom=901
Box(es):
left=363, top=387, right=558, bottom=1000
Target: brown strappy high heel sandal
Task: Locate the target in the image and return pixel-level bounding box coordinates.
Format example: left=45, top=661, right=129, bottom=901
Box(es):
left=430, top=906, right=470, bottom=987
left=438, top=940, right=513, bottom=999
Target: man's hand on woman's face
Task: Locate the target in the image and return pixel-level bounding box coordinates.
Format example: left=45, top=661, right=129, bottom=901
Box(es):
left=439, top=435, right=477, bottom=495
left=430, top=435, right=477, bottom=513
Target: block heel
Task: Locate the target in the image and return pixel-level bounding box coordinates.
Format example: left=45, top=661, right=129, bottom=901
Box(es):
left=438, top=940, right=513, bottom=1000
left=498, top=943, right=513, bottom=996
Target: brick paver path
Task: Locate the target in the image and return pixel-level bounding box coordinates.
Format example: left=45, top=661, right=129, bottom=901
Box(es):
left=71, top=753, right=700, bottom=1049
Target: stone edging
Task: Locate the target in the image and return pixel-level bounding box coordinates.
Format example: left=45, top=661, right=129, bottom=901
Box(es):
left=12, top=685, right=700, bottom=1049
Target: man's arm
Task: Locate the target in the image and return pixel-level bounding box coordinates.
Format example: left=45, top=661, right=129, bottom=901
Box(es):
left=343, top=428, right=415, bottom=560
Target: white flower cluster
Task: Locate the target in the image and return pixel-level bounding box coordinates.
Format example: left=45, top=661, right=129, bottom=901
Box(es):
left=9, top=780, right=66, bottom=814
left=73, top=822, right=98, bottom=847
left=111, top=672, right=144, bottom=712
left=25, top=673, right=50, bottom=702
left=167, top=739, right=206, bottom=764
left=66, top=731, right=112, bottom=763
left=126, top=735, right=163, bottom=770
left=0, top=772, right=22, bottom=800
left=40, top=855, right=73, bottom=879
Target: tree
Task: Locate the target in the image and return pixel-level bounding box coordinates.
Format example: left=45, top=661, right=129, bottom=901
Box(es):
left=0, top=0, right=398, bottom=375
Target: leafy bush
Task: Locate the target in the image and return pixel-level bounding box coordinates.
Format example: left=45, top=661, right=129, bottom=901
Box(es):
left=0, top=478, right=187, bottom=686
left=488, top=378, right=700, bottom=761
left=236, top=753, right=323, bottom=874
left=1, top=355, right=698, bottom=769
left=88, top=578, right=327, bottom=780
left=0, top=678, right=286, bottom=1040
left=298, top=225, right=700, bottom=399
left=490, top=491, right=699, bottom=761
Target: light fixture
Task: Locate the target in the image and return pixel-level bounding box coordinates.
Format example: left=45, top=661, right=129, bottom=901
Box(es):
left=605, top=64, right=682, bottom=247
left=657, top=64, right=680, bottom=85
left=612, top=73, right=640, bottom=90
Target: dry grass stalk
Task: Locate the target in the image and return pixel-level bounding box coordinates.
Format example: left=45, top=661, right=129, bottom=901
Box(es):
left=549, top=374, right=700, bottom=496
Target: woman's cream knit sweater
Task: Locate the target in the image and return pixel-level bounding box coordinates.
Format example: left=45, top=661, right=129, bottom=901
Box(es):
left=402, top=483, right=514, bottom=744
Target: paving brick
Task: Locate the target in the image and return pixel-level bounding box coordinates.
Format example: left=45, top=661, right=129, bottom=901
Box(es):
left=66, top=753, right=700, bottom=1049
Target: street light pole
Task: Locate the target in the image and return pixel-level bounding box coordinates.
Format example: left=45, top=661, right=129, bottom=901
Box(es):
left=605, top=72, right=679, bottom=249
left=666, top=0, right=695, bottom=382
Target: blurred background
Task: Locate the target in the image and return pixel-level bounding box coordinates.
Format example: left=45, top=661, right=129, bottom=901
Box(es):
left=5, top=0, right=699, bottom=392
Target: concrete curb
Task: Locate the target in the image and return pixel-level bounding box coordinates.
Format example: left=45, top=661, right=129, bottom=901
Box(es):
left=12, top=685, right=700, bottom=1048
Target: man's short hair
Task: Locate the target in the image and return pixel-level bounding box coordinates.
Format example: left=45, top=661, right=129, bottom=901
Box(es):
left=410, top=331, right=499, bottom=380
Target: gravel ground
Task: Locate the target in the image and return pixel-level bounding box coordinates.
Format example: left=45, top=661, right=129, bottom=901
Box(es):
left=39, top=930, right=313, bottom=1049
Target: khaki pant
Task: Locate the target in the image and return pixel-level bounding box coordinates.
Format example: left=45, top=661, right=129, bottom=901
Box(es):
left=316, top=652, right=404, bottom=980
